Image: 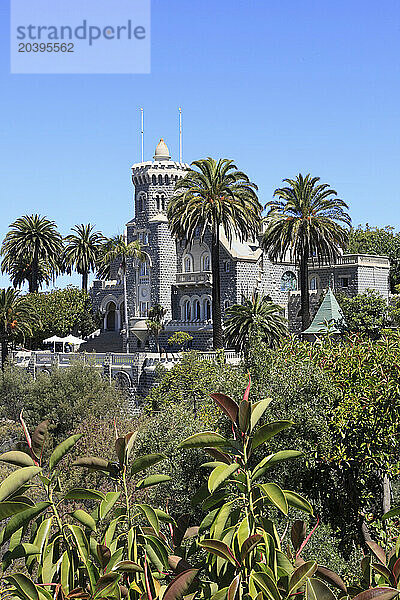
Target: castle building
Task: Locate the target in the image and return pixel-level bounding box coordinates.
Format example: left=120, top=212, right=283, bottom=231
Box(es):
left=89, top=139, right=391, bottom=352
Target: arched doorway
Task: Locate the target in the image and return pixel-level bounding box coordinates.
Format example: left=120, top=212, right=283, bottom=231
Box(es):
left=105, top=302, right=116, bottom=331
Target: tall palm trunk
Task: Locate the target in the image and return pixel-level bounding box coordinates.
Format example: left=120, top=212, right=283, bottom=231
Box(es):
left=123, top=267, right=130, bottom=353
left=82, top=271, right=88, bottom=292
left=1, top=337, right=8, bottom=370
left=31, top=248, right=39, bottom=293
left=299, top=248, right=311, bottom=331
left=211, top=221, right=223, bottom=349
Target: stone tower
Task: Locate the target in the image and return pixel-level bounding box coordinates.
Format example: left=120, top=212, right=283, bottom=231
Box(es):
left=126, top=139, right=189, bottom=346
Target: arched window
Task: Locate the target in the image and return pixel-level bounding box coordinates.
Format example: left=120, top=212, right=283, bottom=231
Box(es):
left=152, top=175, right=157, bottom=185
left=183, top=299, right=191, bottom=321
left=165, top=175, right=169, bottom=185
left=224, top=300, right=230, bottom=311
left=184, top=255, right=193, bottom=272
left=161, top=196, right=166, bottom=211
left=137, top=192, right=146, bottom=213
left=105, top=301, right=116, bottom=331
left=280, top=271, right=297, bottom=291
left=158, top=175, right=163, bottom=185
left=156, top=196, right=160, bottom=211
left=310, top=276, right=318, bottom=290
left=193, top=299, right=201, bottom=320
left=201, top=253, right=210, bottom=272
left=139, top=262, right=148, bottom=278
left=204, top=298, right=212, bottom=320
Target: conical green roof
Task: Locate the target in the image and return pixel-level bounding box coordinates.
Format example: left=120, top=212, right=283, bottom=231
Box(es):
left=302, top=288, right=346, bottom=334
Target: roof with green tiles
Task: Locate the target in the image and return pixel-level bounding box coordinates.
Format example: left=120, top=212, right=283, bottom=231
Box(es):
left=302, top=288, right=346, bottom=334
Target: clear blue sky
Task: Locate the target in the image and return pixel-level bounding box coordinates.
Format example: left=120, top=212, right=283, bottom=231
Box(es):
left=1, top=0, right=399, bottom=289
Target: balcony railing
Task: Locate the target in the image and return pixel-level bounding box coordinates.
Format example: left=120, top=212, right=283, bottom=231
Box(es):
left=308, top=254, right=390, bottom=268
left=176, top=271, right=212, bottom=285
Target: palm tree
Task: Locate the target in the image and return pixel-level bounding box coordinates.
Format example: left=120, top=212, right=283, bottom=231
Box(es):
left=99, top=235, right=145, bottom=353
left=146, top=304, right=167, bottom=353
left=2, top=255, right=53, bottom=290
left=64, top=224, right=105, bottom=292
left=224, top=293, right=287, bottom=353
left=1, top=215, right=63, bottom=293
left=168, top=157, right=262, bottom=349
left=0, top=288, right=38, bottom=368
left=262, top=174, right=351, bottom=331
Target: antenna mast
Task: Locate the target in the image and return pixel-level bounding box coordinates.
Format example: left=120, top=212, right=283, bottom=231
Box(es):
left=179, top=107, right=182, bottom=163
left=140, top=107, right=144, bottom=162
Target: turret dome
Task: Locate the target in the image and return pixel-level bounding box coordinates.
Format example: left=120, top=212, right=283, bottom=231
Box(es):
left=154, top=138, right=171, bottom=161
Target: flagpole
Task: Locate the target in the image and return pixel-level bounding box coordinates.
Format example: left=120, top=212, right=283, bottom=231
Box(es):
left=140, top=107, right=144, bottom=162
left=179, top=107, right=182, bottom=163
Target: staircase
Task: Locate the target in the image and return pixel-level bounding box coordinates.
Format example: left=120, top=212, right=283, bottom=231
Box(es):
left=79, top=331, right=124, bottom=353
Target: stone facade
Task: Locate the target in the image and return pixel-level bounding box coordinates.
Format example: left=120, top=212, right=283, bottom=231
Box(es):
left=90, top=139, right=391, bottom=350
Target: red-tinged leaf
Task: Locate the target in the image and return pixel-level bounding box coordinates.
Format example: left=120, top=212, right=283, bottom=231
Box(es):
left=316, top=565, right=347, bottom=592
left=94, top=572, right=120, bottom=595
left=72, top=456, right=116, bottom=474
left=31, top=420, right=49, bottom=456
left=67, top=589, right=90, bottom=599
left=289, top=561, right=318, bottom=595
left=372, top=563, right=393, bottom=583
left=238, top=400, right=251, bottom=433
left=228, top=575, right=240, bottom=600
left=172, top=514, right=190, bottom=547
left=393, top=557, right=400, bottom=583
left=163, top=569, right=199, bottom=600
left=243, top=374, right=251, bottom=403
left=291, top=520, right=307, bottom=552
left=97, top=544, right=111, bottom=569
left=169, top=555, right=193, bottom=574
left=367, top=541, right=387, bottom=565
left=240, top=534, right=263, bottom=561
left=204, top=448, right=232, bottom=464
left=351, top=588, right=400, bottom=600
left=209, top=393, right=239, bottom=424
left=19, top=411, right=32, bottom=449
left=200, top=539, right=239, bottom=566
left=112, top=560, right=143, bottom=573
left=115, top=437, right=126, bottom=467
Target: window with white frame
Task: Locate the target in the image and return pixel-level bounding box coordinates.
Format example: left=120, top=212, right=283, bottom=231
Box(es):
left=139, top=302, right=149, bottom=317
left=184, top=255, right=193, bottom=273
left=339, top=276, right=350, bottom=288
left=310, top=276, right=318, bottom=290
left=204, top=298, right=212, bottom=320
left=280, top=271, right=297, bottom=291
left=183, top=299, right=191, bottom=321
left=193, top=299, right=201, bottom=320
left=202, top=254, right=211, bottom=272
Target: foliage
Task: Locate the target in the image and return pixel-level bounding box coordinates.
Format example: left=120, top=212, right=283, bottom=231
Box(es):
left=0, top=416, right=175, bottom=600
left=144, top=350, right=244, bottom=413
left=263, top=173, right=351, bottom=330
left=21, top=286, right=100, bottom=347
left=0, top=288, right=39, bottom=367
left=274, top=335, right=400, bottom=552
left=1, top=214, right=64, bottom=293
left=347, top=224, right=400, bottom=291
left=167, top=331, right=193, bottom=350
left=224, top=293, right=287, bottom=353
left=168, top=157, right=262, bottom=349
left=0, top=362, right=124, bottom=442
left=146, top=305, right=167, bottom=353
left=336, top=289, right=388, bottom=337
left=135, top=403, right=210, bottom=517
left=64, top=224, right=105, bottom=291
